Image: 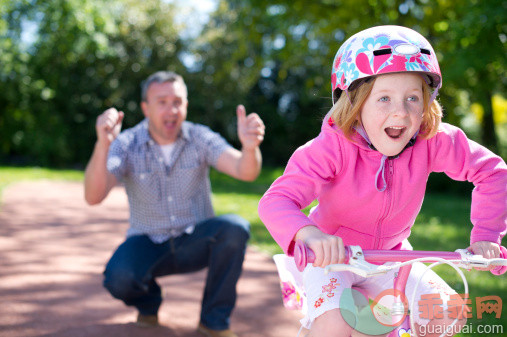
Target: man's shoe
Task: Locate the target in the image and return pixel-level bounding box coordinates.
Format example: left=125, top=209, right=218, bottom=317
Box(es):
left=197, top=322, right=238, bottom=337
left=136, top=313, right=159, bottom=327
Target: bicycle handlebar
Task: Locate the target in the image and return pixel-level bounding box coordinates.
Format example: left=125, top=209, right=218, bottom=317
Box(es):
left=293, top=240, right=507, bottom=276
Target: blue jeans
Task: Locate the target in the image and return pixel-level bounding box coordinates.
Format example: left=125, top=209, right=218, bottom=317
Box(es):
left=103, top=214, right=250, bottom=330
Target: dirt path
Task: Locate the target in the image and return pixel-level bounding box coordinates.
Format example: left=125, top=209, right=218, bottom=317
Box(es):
left=0, top=181, right=303, bottom=337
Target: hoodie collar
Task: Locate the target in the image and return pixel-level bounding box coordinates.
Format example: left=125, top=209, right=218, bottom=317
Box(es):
left=354, top=124, right=417, bottom=192
left=322, top=112, right=417, bottom=192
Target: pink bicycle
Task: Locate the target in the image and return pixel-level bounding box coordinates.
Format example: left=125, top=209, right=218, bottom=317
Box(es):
left=287, top=240, right=507, bottom=337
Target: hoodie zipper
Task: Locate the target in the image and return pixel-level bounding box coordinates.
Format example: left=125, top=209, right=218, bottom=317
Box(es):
left=374, top=159, right=395, bottom=248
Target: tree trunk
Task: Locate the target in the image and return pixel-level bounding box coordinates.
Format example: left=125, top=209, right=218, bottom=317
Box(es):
left=478, top=89, right=499, bottom=154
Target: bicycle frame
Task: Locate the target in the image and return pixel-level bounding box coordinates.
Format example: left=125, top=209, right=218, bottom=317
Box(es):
left=292, top=240, right=507, bottom=337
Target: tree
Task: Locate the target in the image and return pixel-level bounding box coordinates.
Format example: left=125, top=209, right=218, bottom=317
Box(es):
left=1, top=0, right=504, bottom=166
left=0, top=0, right=31, bottom=161
left=194, top=0, right=505, bottom=164
left=427, top=0, right=506, bottom=153
left=1, top=0, right=185, bottom=166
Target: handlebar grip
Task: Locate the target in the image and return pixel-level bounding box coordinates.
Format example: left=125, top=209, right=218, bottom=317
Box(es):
left=294, top=240, right=507, bottom=275
left=491, top=246, right=507, bottom=276
left=294, top=240, right=315, bottom=272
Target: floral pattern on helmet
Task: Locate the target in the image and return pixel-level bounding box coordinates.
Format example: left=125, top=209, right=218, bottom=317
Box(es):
left=331, top=25, right=441, bottom=102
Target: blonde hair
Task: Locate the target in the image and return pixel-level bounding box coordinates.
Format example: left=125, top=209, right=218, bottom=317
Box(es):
left=330, top=75, right=442, bottom=139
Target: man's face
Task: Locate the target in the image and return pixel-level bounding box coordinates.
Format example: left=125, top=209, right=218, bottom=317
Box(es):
left=141, top=81, right=188, bottom=145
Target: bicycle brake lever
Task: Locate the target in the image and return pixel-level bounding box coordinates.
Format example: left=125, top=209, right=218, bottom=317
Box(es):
left=455, top=247, right=507, bottom=275
left=324, top=246, right=391, bottom=277
left=324, top=262, right=391, bottom=277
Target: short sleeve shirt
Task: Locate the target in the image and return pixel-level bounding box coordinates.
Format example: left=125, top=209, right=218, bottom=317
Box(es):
left=107, top=119, right=232, bottom=243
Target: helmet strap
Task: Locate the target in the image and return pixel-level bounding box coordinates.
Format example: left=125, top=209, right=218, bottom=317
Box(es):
left=354, top=124, right=418, bottom=159
left=429, top=85, right=440, bottom=105
left=345, top=89, right=353, bottom=106
left=420, top=74, right=441, bottom=105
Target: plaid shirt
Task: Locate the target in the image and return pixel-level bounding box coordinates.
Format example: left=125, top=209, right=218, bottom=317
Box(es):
left=107, top=119, right=232, bottom=243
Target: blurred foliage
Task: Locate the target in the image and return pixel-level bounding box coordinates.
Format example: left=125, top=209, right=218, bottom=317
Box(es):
left=193, top=0, right=506, bottom=163
left=0, top=0, right=505, bottom=168
left=0, top=0, right=186, bottom=166
left=430, top=0, right=506, bottom=154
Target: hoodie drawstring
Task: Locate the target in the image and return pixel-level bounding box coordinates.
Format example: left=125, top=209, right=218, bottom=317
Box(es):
left=354, top=125, right=389, bottom=192
left=353, top=125, right=417, bottom=192
left=375, top=155, right=388, bottom=192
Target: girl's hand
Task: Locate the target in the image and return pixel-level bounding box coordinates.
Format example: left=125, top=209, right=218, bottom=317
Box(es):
left=469, top=241, right=501, bottom=271
left=294, top=225, right=345, bottom=268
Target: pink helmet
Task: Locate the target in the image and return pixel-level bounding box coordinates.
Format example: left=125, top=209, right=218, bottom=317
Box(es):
left=331, top=25, right=442, bottom=103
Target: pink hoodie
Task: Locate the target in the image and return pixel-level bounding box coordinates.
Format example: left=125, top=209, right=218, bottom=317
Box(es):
left=258, top=115, right=507, bottom=255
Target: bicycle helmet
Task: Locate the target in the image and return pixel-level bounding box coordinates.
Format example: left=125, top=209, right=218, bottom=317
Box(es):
left=331, top=25, right=441, bottom=103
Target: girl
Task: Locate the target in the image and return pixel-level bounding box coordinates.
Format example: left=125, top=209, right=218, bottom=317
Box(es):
left=258, top=25, right=506, bottom=337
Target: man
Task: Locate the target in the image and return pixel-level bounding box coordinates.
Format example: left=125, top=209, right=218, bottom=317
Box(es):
left=84, top=71, right=265, bottom=337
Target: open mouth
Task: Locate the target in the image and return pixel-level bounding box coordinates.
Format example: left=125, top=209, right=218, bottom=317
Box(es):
left=384, top=126, right=406, bottom=139
left=164, top=120, right=177, bottom=129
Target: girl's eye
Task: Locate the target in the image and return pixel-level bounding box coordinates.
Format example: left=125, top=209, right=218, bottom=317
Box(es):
left=407, top=96, right=420, bottom=102
left=379, top=96, right=389, bottom=102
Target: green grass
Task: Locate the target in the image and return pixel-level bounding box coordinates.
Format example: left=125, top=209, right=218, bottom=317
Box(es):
left=209, top=167, right=284, bottom=254
left=0, top=166, right=84, bottom=198
left=2, top=166, right=505, bottom=335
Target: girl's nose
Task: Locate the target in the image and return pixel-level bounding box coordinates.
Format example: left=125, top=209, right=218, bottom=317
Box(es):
left=392, top=100, right=410, bottom=117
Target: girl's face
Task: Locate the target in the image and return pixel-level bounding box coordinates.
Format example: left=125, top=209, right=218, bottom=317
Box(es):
left=359, top=73, right=424, bottom=157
